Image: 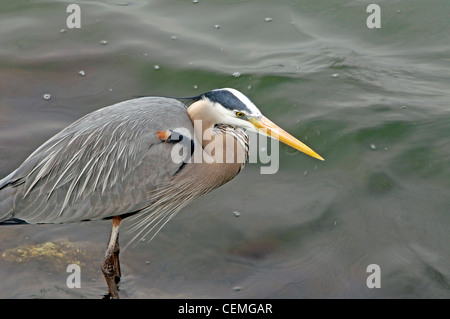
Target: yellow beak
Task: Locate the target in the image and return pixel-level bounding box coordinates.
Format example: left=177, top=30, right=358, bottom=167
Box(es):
left=250, top=116, right=324, bottom=161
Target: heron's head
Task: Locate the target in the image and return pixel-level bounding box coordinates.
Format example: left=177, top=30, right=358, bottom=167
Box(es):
left=191, top=88, right=323, bottom=161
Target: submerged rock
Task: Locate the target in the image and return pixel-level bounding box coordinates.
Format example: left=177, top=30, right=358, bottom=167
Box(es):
left=1, top=241, right=98, bottom=272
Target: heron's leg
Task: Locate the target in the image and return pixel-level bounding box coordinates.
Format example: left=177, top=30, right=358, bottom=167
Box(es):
left=112, top=232, right=121, bottom=280
left=101, top=216, right=122, bottom=299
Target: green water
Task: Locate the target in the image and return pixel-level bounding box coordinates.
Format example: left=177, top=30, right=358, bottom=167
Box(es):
left=0, top=0, right=449, bottom=298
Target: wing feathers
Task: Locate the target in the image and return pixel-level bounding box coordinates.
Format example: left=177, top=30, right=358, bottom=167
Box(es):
left=2, top=97, right=193, bottom=223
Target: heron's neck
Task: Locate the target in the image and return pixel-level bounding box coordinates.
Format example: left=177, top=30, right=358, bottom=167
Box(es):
left=187, top=100, right=217, bottom=148
left=187, top=100, right=248, bottom=164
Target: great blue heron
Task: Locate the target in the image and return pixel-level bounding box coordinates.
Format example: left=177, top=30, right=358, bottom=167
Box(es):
left=0, top=88, right=323, bottom=298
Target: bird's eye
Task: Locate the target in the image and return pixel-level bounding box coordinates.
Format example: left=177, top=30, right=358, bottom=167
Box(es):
left=235, top=111, right=245, bottom=118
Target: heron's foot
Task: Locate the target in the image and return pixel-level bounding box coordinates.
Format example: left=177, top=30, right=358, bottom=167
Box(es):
left=101, top=251, right=121, bottom=299
left=103, top=288, right=119, bottom=300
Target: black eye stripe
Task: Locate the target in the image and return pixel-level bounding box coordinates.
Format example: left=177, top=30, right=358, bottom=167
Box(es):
left=203, top=90, right=252, bottom=113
